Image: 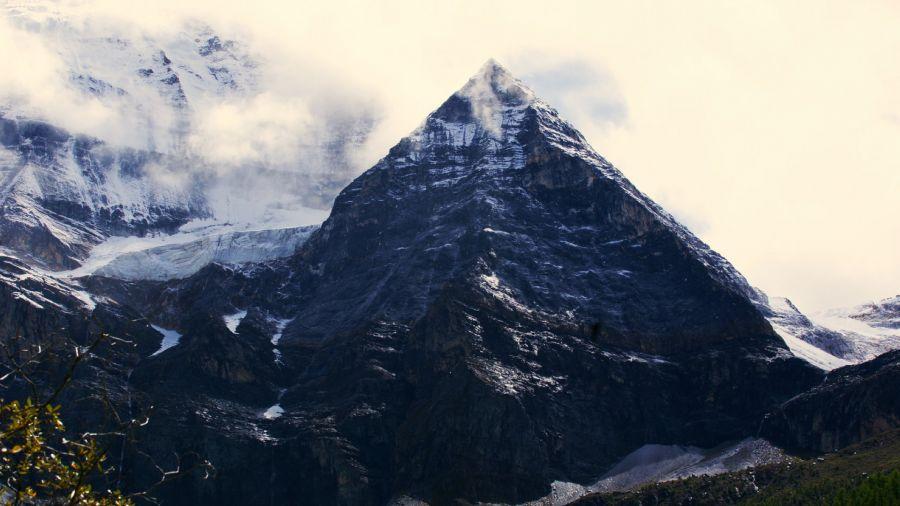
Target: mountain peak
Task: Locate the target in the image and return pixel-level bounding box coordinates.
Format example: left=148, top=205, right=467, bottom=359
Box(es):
left=469, top=58, right=516, bottom=85
left=434, top=59, right=537, bottom=138
left=402, top=59, right=605, bottom=173
left=457, top=58, right=536, bottom=108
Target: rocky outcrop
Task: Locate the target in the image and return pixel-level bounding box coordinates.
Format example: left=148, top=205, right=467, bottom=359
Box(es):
left=762, top=349, right=900, bottom=454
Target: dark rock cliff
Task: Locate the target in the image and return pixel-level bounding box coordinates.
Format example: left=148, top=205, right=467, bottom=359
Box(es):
left=762, top=349, right=900, bottom=454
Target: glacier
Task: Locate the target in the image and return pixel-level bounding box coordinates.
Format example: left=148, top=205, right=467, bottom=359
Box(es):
left=764, top=294, right=900, bottom=369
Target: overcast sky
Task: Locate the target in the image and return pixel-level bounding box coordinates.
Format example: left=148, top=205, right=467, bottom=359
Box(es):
left=3, top=0, right=898, bottom=312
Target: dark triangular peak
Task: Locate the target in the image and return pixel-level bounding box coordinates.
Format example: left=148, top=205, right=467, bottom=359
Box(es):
left=291, top=60, right=769, bottom=353
left=264, top=59, right=822, bottom=504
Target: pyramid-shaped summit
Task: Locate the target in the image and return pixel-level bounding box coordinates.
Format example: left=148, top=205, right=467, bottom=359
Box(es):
left=453, top=58, right=537, bottom=122
left=459, top=58, right=536, bottom=101
left=401, top=58, right=591, bottom=161
left=294, top=60, right=767, bottom=351
left=263, top=61, right=822, bottom=504
left=240, top=61, right=825, bottom=503
left=406, top=59, right=617, bottom=170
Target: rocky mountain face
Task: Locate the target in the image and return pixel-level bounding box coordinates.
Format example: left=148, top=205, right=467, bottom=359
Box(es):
left=0, top=58, right=897, bottom=506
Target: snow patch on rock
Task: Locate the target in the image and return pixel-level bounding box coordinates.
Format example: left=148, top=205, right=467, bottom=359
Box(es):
left=150, top=325, right=182, bottom=356
left=223, top=310, right=247, bottom=334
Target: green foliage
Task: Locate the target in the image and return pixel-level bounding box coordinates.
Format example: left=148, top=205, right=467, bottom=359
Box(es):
left=1, top=331, right=213, bottom=505
left=829, top=470, right=900, bottom=506
left=751, top=469, right=900, bottom=505
left=0, top=396, right=131, bottom=505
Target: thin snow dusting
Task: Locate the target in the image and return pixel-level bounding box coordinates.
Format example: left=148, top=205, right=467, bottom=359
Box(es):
left=70, top=289, right=97, bottom=311
left=602, top=350, right=671, bottom=365
left=479, top=272, right=531, bottom=314
left=224, top=310, right=248, bottom=334
left=149, top=325, right=182, bottom=356
left=481, top=273, right=501, bottom=290
left=388, top=496, right=429, bottom=506
left=11, top=291, right=46, bottom=310
left=470, top=356, right=564, bottom=396
left=0, top=257, right=98, bottom=313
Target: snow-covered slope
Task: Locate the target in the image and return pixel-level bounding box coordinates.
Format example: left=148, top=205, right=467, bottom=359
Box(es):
left=0, top=116, right=210, bottom=268
left=764, top=294, right=900, bottom=369
left=92, top=226, right=318, bottom=281
left=150, top=324, right=182, bottom=356
left=831, top=295, right=900, bottom=330
left=811, top=297, right=900, bottom=360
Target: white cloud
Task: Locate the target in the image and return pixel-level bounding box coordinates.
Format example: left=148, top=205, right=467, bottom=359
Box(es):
left=0, top=14, right=121, bottom=140
left=189, top=93, right=314, bottom=169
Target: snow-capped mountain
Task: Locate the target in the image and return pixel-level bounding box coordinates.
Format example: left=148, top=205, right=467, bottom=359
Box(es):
left=4, top=0, right=258, bottom=152
left=3, top=0, right=376, bottom=200
left=70, top=60, right=827, bottom=504
left=0, top=2, right=373, bottom=272
left=286, top=60, right=772, bottom=350
left=0, top=55, right=897, bottom=506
